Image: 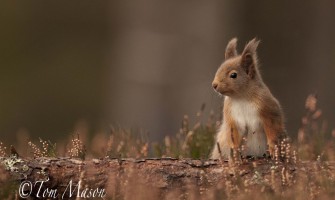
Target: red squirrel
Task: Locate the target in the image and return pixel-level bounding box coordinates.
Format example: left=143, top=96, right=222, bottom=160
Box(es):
left=211, top=38, right=286, bottom=159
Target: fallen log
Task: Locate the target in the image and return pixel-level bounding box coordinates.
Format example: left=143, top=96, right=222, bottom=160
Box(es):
left=1, top=156, right=334, bottom=199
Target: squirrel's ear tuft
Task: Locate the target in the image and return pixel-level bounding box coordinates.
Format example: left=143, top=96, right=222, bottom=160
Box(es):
left=241, top=38, right=260, bottom=78
left=225, top=38, right=238, bottom=60
left=242, top=38, right=260, bottom=57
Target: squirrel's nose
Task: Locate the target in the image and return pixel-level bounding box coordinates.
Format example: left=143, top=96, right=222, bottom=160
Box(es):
left=212, top=82, right=218, bottom=90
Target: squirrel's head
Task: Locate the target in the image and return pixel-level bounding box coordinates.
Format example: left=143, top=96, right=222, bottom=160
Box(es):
left=212, top=38, right=261, bottom=97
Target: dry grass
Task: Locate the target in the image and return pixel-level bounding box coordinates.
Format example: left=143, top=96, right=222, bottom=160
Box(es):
left=153, top=104, right=217, bottom=159
left=297, top=94, right=335, bottom=161
left=0, top=95, right=335, bottom=199
left=67, top=133, right=86, bottom=160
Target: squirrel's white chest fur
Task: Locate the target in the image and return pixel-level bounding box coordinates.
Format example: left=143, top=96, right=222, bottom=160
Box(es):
left=230, top=98, right=260, bottom=134
left=229, top=97, right=267, bottom=156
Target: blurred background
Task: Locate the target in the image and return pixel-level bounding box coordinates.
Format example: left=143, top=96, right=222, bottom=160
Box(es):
left=1, top=1, right=335, bottom=146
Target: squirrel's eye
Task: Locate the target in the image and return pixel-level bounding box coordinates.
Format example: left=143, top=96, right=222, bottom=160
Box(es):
left=230, top=72, right=237, bottom=79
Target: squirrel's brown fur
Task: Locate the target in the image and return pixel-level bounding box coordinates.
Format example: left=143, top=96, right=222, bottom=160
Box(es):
left=211, top=38, right=286, bottom=159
